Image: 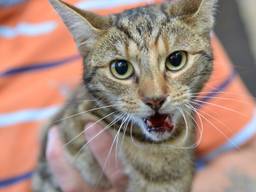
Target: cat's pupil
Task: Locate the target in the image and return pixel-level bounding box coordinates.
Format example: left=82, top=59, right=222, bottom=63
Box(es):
left=115, top=60, right=129, bottom=75
left=169, top=52, right=182, bottom=67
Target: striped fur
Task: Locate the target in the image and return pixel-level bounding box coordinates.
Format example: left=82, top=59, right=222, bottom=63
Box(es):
left=32, top=0, right=216, bottom=191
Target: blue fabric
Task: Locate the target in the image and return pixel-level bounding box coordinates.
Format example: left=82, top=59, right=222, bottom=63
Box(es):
left=195, top=69, right=237, bottom=109
left=0, top=54, right=81, bottom=77
left=0, top=0, right=25, bottom=7
left=0, top=171, right=33, bottom=188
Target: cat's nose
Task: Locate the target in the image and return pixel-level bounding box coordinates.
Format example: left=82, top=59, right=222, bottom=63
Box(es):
left=143, top=96, right=167, bottom=111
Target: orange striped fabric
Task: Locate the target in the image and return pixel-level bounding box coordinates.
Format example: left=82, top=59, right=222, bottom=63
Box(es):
left=0, top=0, right=255, bottom=191
left=196, top=36, right=255, bottom=158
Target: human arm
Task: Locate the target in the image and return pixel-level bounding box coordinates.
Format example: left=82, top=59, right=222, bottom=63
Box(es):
left=192, top=135, right=256, bottom=192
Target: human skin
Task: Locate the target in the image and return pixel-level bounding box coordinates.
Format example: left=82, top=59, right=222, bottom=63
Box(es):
left=192, top=135, right=256, bottom=192
left=47, top=124, right=128, bottom=192
left=47, top=124, right=256, bottom=192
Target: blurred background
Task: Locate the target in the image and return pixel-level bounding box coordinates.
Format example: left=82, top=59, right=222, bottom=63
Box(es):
left=215, top=0, right=256, bottom=96
left=0, top=1, right=256, bottom=191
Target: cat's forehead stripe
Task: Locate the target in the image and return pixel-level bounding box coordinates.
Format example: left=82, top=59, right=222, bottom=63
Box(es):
left=116, top=25, right=142, bottom=50
left=115, top=5, right=168, bottom=50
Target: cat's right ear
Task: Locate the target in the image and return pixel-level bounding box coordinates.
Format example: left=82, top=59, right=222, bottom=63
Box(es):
left=163, top=0, right=217, bottom=34
left=49, top=0, right=112, bottom=55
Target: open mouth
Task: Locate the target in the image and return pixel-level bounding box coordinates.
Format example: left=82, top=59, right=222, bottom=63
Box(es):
left=144, top=113, right=174, bottom=133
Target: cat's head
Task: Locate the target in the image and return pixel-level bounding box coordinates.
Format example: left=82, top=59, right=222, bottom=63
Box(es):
left=50, top=0, right=216, bottom=142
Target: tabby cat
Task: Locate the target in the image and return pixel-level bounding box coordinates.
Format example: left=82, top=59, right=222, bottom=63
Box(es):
left=32, top=0, right=216, bottom=191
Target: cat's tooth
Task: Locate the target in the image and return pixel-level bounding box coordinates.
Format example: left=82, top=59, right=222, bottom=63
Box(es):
left=165, top=116, right=171, bottom=123
left=146, top=119, right=153, bottom=128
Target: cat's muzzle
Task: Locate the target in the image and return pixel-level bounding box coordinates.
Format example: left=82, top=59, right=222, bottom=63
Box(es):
left=144, top=113, right=174, bottom=133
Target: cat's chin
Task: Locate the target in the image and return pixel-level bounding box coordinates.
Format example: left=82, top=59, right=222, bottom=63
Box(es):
left=143, top=128, right=175, bottom=142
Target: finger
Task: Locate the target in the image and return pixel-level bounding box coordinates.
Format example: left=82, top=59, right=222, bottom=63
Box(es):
left=85, top=123, right=128, bottom=188
left=47, top=127, right=99, bottom=192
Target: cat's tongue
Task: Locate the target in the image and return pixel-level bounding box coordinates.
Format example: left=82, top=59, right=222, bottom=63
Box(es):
left=145, top=114, right=174, bottom=133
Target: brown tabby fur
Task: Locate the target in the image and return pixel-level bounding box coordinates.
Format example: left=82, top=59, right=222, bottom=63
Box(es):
left=32, top=0, right=216, bottom=191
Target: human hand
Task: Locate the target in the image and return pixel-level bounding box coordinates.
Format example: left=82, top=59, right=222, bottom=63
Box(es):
left=46, top=123, right=128, bottom=192
left=192, top=143, right=256, bottom=192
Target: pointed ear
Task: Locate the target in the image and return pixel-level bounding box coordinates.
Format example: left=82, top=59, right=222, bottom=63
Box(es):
left=49, top=0, right=113, bottom=55
left=164, top=0, right=217, bottom=34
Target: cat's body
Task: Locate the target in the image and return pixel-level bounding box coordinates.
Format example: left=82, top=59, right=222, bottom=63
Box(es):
left=32, top=0, right=216, bottom=191
left=33, top=85, right=194, bottom=192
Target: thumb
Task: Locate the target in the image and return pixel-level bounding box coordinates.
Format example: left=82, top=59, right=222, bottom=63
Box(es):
left=47, top=127, right=100, bottom=192
left=84, top=122, right=128, bottom=188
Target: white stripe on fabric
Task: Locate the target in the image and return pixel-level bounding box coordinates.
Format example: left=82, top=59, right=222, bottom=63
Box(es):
left=0, top=106, right=60, bottom=127
left=76, top=0, right=155, bottom=10
left=199, top=109, right=256, bottom=163
left=0, top=0, right=155, bottom=38
left=0, top=21, right=57, bottom=38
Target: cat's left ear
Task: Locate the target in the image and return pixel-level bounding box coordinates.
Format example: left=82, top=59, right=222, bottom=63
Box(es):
left=165, top=0, right=217, bottom=34
left=49, top=0, right=113, bottom=55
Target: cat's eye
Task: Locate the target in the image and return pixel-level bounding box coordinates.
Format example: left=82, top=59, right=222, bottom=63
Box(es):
left=166, top=51, right=187, bottom=71
left=110, top=60, right=134, bottom=80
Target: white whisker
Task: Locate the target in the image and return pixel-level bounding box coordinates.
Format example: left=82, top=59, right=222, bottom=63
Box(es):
left=64, top=111, right=116, bottom=147
left=115, top=114, right=129, bottom=162
left=190, top=99, right=248, bottom=118
left=72, top=113, right=124, bottom=162
left=185, top=104, right=204, bottom=149
left=189, top=104, right=240, bottom=150
left=129, top=122, right=143, bottom=148
left=55, top=104, right=119, bottom=123
left=101, top=113, right=126, bottom=175
left=191, top=95, right=253, bottom=105
left=120, top=114, right=131, bottom=149
left=178, top=108, right=189, bottom=144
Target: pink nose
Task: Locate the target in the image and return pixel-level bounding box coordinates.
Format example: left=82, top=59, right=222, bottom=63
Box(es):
left=143, top=96, right=166, bottom=110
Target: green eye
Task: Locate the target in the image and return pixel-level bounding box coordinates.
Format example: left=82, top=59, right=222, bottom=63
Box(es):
left=166, top=51, right=187, bottom=71
left=110, top=60, right=134, bottom=80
